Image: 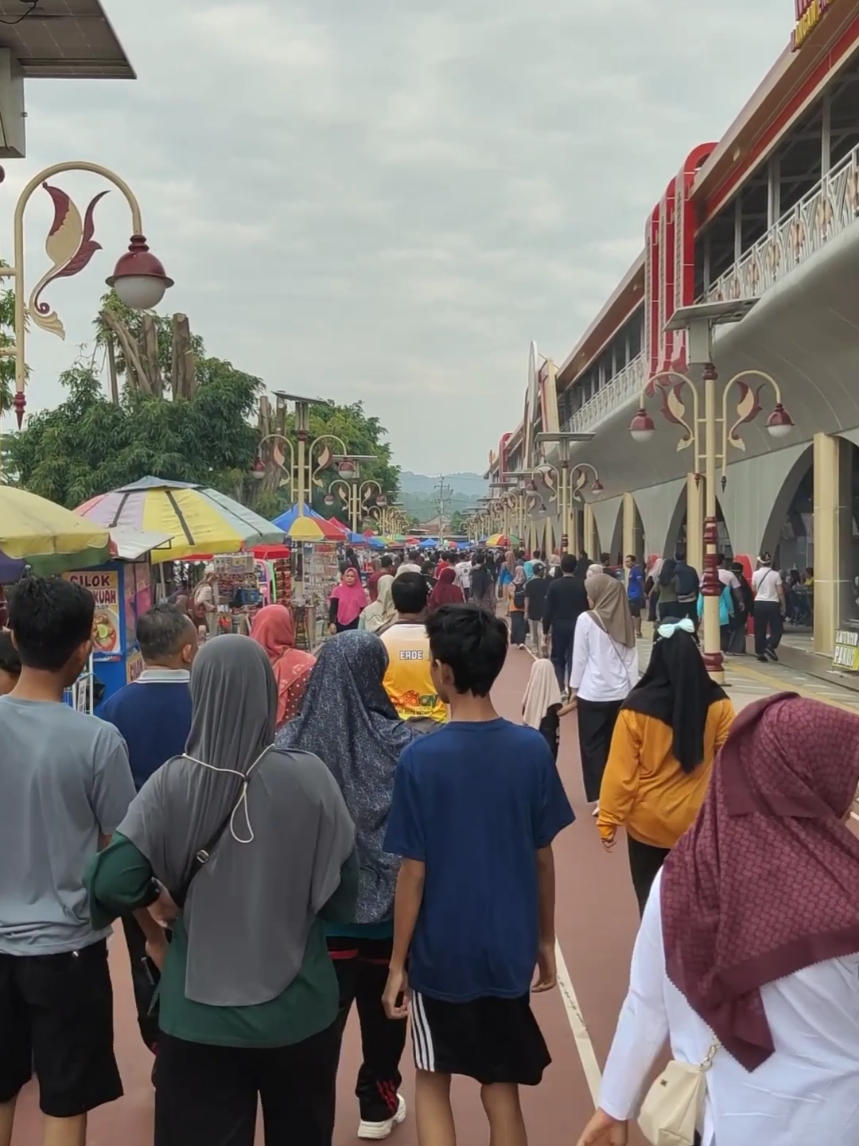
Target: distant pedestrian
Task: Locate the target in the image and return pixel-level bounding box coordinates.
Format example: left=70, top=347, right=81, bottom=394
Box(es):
left=522, top=657, right=576, bottom=763
left=428, top=567, right=465, bottom=613
left=752, top=552, right=785, bottom=663
left=624, top=554, right=645, bottom=638
left=249, top=604, right=316, bottom=726
left=570, top=572, right=638, bottom=807
left=469, top=553, right=496, bottom=614
left=673, top=550, right=700, bottom=626
left=542, top=555, right=589, bottom=691
left=524, top=562, right=549, bottom=652
left=507, top=567, right=528, bottom=648
left=329, top=568, right=369, bottom=634
left=729, top=561, right=754, bottom=654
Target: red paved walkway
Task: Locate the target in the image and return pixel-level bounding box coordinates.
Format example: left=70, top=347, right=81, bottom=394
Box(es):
left=12, top=647, right=647, bottom=1145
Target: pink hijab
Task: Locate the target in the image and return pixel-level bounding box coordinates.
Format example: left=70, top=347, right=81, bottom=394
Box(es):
left=250, top=605, right=316, bottom=728
left=330, top=570, right=368, bottom=626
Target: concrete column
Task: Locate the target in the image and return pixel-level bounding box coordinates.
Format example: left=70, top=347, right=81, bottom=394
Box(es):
left=821, top=90, right=831, bottom=176
left=571, top=505, right=582, bottom=556
left=622, top=492, right=637, bottom=574
left=685, top=473, right=704, bottom=572
left=583, top=503, right=597, bottom=560
left=812, top=432, right=852, bottom=655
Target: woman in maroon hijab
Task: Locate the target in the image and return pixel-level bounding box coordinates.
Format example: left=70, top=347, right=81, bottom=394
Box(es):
left=576, top=693, right=859, bottom=1146
left=427, top=566, right=464, bottom=612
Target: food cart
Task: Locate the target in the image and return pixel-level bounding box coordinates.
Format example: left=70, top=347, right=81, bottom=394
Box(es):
left=62, top=529, right=173, bottom=705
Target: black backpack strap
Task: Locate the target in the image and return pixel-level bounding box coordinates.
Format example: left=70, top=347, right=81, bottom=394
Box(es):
left=171, top=812, right=234, bottom=909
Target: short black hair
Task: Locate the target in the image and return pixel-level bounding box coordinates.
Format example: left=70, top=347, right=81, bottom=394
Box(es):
left=561, top=554, right=577, bottom=574
left=0, top=630, right=21, bottom=677
left=8, top=576, right=94, bottom=672
left=392, top=571, right=428, bottom=614
left=473, top=552, right=485, bottom=566
left=425, top=604, right=507, bottom=696
left=380, top=555, right=393, bottom=568
left=137, top=604, right=194, bottom=661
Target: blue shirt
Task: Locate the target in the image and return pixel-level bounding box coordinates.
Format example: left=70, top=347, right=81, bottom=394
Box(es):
left=627, top=564, right=644, bottom=602
left=99, top=669, right=193, bottom=791
left=384, top=717, right=574, bottom=1003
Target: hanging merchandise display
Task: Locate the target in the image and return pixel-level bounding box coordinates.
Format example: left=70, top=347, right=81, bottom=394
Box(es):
left=213, top=553, right=261, bottom=634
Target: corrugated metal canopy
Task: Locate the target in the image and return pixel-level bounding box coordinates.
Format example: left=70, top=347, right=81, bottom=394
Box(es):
left=0, top=0, right=134, bottom=79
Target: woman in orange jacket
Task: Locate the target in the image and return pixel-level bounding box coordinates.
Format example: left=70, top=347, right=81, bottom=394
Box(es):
left=597, top=617, right=735, bottom=914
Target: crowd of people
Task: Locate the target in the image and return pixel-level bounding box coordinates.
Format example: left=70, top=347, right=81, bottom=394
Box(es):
left=0, top=536, right=854, bottom=1146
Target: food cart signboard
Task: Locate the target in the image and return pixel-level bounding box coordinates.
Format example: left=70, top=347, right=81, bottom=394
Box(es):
left=832, top=630, right=859, bottom=672
left=64, top=570, right=122, bottom=657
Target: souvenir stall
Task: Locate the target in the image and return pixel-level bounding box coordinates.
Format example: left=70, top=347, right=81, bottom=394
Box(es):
left=282, top=516, right=342, bottom=649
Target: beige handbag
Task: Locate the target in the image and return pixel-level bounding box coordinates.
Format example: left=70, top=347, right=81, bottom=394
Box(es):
left=637, top=1038, right=719, bottom=1146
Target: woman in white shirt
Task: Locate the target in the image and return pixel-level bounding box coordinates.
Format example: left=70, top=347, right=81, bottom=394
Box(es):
left=570, top=572, right=638, bottom=805
left=576, top=693, right=859, bottom=1146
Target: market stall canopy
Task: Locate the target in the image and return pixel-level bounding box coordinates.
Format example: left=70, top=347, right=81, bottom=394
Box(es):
left=286, top=515, right=329, bottom=542
left=76, top=477, right=284, bottom=563
left=486, top=533, right=519, bottom=547
left=0, top=487, right=110, bottom=578
left=272, top=504, right=344, bottom=542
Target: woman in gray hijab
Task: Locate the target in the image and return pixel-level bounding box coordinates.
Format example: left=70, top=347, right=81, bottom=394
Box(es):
left=85, top=635, right=357, bottom=1146
left=277, top=630, right=416, bottom=1140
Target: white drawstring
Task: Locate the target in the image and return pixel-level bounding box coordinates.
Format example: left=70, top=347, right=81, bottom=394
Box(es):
left=181, top=748, right=270, bottom=845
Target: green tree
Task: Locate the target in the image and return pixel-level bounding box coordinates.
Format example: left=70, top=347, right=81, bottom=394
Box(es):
left=4, top=356, right=261, bottom=508
left=0, top=284, right=16, bottom=417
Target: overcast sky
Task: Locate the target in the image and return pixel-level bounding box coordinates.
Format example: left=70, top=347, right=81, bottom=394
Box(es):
left=2, top=0, right=792, bottom=473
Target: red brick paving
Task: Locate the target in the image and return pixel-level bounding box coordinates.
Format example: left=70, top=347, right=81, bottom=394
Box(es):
left=11, top=646, right=648, bottom=1145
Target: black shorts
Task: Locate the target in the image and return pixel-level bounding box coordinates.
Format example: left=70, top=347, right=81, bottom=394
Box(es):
left=628, top=600, right=642, bottom=618
left=410, top=991, right=550, bottom=1086
left=0, top=939, right=123, bottom=1117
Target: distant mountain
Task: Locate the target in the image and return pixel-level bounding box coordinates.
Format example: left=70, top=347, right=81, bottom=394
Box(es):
left=397, top=472, right=487, bottom=523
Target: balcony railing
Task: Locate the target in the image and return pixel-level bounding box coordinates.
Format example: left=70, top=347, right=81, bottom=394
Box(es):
left=562, top=353, right=645, bottom=435
left=705, top=143, right=859, bottom=304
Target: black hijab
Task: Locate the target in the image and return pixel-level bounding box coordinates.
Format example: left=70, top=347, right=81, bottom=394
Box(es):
left=623, top=629, right=726, bottom=773
left=658, top=557, right=677, bottom=587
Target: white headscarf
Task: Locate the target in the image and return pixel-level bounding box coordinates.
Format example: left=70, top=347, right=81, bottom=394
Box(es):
left=362, top=575, right=396, bottom=634
left=522, top=658, right=563, bottom=729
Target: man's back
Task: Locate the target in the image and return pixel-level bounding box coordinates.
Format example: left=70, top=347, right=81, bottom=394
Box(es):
left=381, top=623, right=446, bottom=723
left=0, top=697, right=135, bottom=954
left=100, top=672, right=193, bottom=790
left=384, top=718, right=573, bottom=1001
left=544, top=576, right=588, bottom=624
left=524, top=576, right=548, bottom=620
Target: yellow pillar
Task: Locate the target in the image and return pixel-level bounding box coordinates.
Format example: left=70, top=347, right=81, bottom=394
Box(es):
left=812, top=432, right=850, bottom=656
left=583, top=503, right=597, bottom=560
left=685, top=472, right=703, bottom=570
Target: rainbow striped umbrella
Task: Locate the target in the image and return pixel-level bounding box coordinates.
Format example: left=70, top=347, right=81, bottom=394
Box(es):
left=76, top=477, right=283, bottom=563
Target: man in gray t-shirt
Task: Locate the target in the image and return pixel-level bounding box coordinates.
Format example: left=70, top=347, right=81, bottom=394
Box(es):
left=0, top=575, right=138, bottom=1132
left=0, top=697, right=135, bottom=954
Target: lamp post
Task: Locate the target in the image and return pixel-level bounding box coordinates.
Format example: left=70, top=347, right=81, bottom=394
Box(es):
left=323, top=456, right=381, bottom=533
left=534, top=432, right=595, bottom=553
left=0, top=161, right=173, bottom=428
left=629, top=299, right=794, bottom=682
left=268, top=393, right=333, bottom=515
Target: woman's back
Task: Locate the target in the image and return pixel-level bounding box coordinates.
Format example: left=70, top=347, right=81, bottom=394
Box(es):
left=599, top=698, right=733, bottom=848
left=600, top=868, right=859, bottom=1146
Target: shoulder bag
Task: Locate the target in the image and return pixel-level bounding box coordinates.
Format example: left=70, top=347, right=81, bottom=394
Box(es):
left=171, top=811, right=235, bottom=909
left=637, top=1038, right=719, bottom=1146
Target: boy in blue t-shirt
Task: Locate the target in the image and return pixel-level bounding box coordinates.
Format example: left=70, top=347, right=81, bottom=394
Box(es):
left=383, top=604, right=574, bottom=1146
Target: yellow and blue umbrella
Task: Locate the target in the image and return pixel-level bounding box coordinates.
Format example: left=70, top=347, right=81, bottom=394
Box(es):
left=1, top=486, right=110, bottom=578
left=76, top=477, right=283, bottom=563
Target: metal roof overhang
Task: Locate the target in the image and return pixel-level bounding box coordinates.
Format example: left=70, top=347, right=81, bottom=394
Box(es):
left=0, top=0, right=134, bottom=79
left=692, top=3, right=859, bottom=222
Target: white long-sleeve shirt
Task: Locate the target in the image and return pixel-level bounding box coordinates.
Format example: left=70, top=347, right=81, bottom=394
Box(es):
left=599, top=868, right=859, bottom=1146
left=569, top=612, right=638, bottom=702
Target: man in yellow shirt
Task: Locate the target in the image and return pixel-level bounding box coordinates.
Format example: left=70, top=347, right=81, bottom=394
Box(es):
left=381, top=573, right=447, bottom=728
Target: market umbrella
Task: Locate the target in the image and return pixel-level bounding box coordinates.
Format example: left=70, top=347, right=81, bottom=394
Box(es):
left=76, top=477, right=283, bottom=563
left=1, top=487, right=111, bottom=577
left=272, top=504, right=344, bottom=542
left=486, top=533, right=519, bottom=547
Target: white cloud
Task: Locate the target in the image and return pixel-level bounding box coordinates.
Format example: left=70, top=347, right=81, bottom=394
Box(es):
left=1, top=0, right=791, bottom=472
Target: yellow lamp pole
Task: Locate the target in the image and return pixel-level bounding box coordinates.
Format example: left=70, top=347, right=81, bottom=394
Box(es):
left=0, top=160, right=172, bottom=444
left=630, top=301, right=793, bottom=683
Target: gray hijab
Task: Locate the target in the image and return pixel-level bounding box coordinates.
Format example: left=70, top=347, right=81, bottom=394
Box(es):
left=119, top=635, right=355, bottom=1007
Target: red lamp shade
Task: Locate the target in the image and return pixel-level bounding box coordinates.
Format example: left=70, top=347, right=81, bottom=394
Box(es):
left=766, top=403, right=794, bottom=439
left=591, top=478, right=604, bottom=493
left=106, top=235, right=174, bottom=310
left=251, top=455, right=266, bottom=480
left=375, top=493, right=388, bottom=507
left=324, top=493, right=336, bottom=506
left=629, top=408, right=656, bottom=443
